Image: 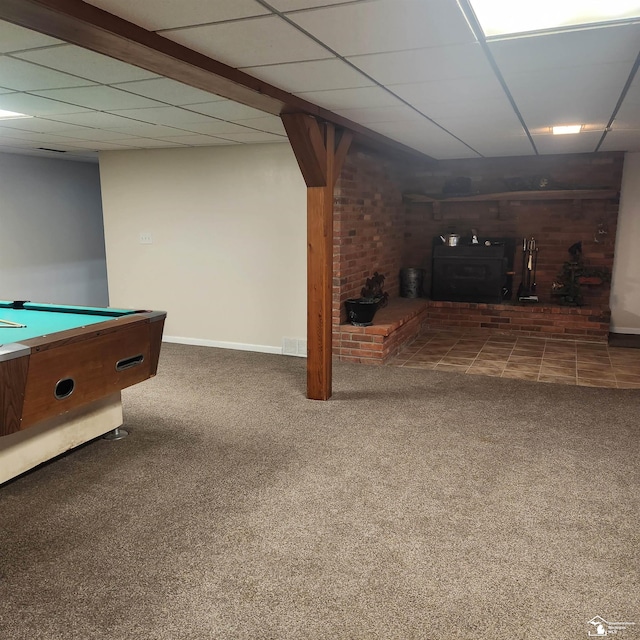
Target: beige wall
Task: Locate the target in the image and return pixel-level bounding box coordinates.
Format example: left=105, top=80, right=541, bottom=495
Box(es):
left=610, top=152, right=640, bottom=333
left=99, top=143, right=307, bottom=353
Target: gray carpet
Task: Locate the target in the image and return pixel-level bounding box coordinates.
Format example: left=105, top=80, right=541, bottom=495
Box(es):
left=1, top=343, right=638, bottom=639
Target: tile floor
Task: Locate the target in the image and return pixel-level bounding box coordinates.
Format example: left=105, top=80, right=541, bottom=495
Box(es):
left=388, top=329, right=640, bottom=388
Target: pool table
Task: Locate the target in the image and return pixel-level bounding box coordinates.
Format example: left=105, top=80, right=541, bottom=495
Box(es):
left=0, top=300, right=166, bottom=483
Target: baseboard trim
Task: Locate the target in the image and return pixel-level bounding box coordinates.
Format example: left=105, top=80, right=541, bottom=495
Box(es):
left=609, top=327, right=640, bottom=335
left=163, top=335, right=282, bottom=355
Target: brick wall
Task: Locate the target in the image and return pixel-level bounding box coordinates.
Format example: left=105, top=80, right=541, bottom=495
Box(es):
left=333, top=149, right=624, bottom=360
left=333, top=148, right=406, bottom=325
left=426, top=301, right=610, bottom=342
left=401, top=152, right=622, bottom=305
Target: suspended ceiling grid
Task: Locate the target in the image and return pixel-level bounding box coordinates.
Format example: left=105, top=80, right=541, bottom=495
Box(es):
left=0, top=0, right=638, bottom=162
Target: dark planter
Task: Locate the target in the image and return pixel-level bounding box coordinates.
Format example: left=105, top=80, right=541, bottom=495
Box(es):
left=345, top=298, right=381, bottom=326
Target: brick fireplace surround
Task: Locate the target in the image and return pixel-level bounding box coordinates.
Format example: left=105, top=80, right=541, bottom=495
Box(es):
left=332, top=149, right=622, bottom=365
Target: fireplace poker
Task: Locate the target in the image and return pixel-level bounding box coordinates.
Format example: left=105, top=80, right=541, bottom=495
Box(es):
left=517, top=237, right=527, bottom=298
left=532, top=244, right=539, bottom=293
left=518, top=237, right=539, bottom=302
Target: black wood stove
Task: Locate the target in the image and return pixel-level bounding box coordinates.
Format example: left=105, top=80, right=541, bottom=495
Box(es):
left=431, top=237, right=516, bottom=304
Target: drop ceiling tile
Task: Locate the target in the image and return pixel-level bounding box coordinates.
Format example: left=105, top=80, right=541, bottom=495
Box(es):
left=0, top=142, right=95, bottom=162
left=84, top=0, right=269, bottom=30
left=58, top=128, right=158, bottom=142
left=414, top=95, right=517, bottom=121
left=532, top=131, right=603, bottom=154
left=366, top=118, right=479, bottom=159
left=270, top=0, right=359, bottom=10
left=173, top=120, right=270, bottom=135
left=153, top=134, right=239, bottom=145
left=0, top=129, right=76, bottom=144
left=602, top=122, right=634, bottom=138
left=54, top=139, right=140, bottom=150
left=333, top=104, right=425, bottom=124
left=163, top=15, right=332, bottom=67
left=32, top=86, right=165, bottom=110
left=615, top=75, right=640, bottom=113
left=45, top=111, right=151, bottom=128
left=2, top=142, right=36, bottom=154
left=599, top=129, right=640, bottom=152
left=611, top=111, right=639, bottom=131
left=434, top=115, right=533, bottom=156
left=504, top=63, right=632, bottom=129
left=84, top=138, right=185, bottom=149
left=0, top=117, right=94, bottom=133
left=111, top=78, right=225, bottom=105
left=391, top=74, right=505, bottom=108
left=106, top=106, right=218, bottom=126
left=0, top=93, right=92, bottom=116
left=211, top=131, right=287, bottom=143
left=232, top=115, right=286, bottom=134
left=0, top=57, right=96, bottom=91
left=288, top=0, right=475, bottom=57
left=297, top=86, right=405, bottom=111
left=14, top=45, right=158, bottom=84
left=241, top=58, right=373, bottom=93
left=183, top=100, right=267, bottom=121
left=489, top=23, right=640, bottom=75
left=462, top=136, right=533, bottom=158
left=0, top=137, right=35, bottom=149
left=3, top=139, right=95, bottom=151
left=87, top=123, right=197, bottom=138
left=0, top=21, right=62, bottom=53
left=349, top=42, right=493, bottom=86
left=414, top=145, right=479, bottom=160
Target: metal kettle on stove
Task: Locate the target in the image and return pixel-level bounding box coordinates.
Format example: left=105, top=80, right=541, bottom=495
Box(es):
left=439, top=234, right=461, bottom=247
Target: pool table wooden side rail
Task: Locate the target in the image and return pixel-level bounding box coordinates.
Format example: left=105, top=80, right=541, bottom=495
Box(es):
left=0, top=311, right=165, bottom=437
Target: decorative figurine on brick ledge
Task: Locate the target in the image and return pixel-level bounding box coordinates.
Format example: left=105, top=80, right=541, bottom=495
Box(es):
left=344, top=271, right=389, bottom=326
left=551, top=241, right=610, bottom=306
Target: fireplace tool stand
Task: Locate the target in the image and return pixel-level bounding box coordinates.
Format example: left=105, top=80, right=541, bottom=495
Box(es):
left=517, top=237, right=539, bottom=302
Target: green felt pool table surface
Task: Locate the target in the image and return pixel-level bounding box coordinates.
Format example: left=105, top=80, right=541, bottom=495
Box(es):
left=0, top=301, right=137, bottom=343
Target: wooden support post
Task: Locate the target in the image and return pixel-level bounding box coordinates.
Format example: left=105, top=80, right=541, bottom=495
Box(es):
left=306, top=182, right=333, bottom=400
left=282, top=114, right=352, bottom=400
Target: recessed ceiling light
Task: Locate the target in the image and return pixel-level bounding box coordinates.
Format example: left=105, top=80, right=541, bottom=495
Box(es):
left=552, top=125, right=583, bottom=135
left=0, top=109, right=32, bottom=120
left=467, top=0, right=640, bottom=37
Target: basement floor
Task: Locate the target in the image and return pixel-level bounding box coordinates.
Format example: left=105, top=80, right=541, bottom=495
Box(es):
left=387, top=329, right=640, bottom=389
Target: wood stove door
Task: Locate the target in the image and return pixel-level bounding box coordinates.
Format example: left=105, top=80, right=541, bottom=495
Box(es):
left=431, top=255, right=508, bottom=304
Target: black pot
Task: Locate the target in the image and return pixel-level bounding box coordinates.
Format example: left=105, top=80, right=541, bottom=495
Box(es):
left=345, top=298, right=380, bottom=326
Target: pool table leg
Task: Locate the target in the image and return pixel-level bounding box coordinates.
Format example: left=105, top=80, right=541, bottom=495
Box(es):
left=103, top=426, right=128, bottom=440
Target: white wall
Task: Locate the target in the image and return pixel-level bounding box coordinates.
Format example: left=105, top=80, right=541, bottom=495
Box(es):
left=610, top=152, right=640, bottom=333
left=99, top=143, right=307, bottom=353
left=0, top=152, right=108, bottom=306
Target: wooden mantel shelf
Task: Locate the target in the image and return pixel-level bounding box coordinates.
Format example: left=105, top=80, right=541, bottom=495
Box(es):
left=403, top=189, right=619, bottom=204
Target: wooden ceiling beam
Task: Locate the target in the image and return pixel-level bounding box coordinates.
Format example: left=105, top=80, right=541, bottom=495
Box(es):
left=333, top=130, right=353, bottom=186
left=0, top=0, right=435, bottom=164
left=281, top=113, right=328, bottom=188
